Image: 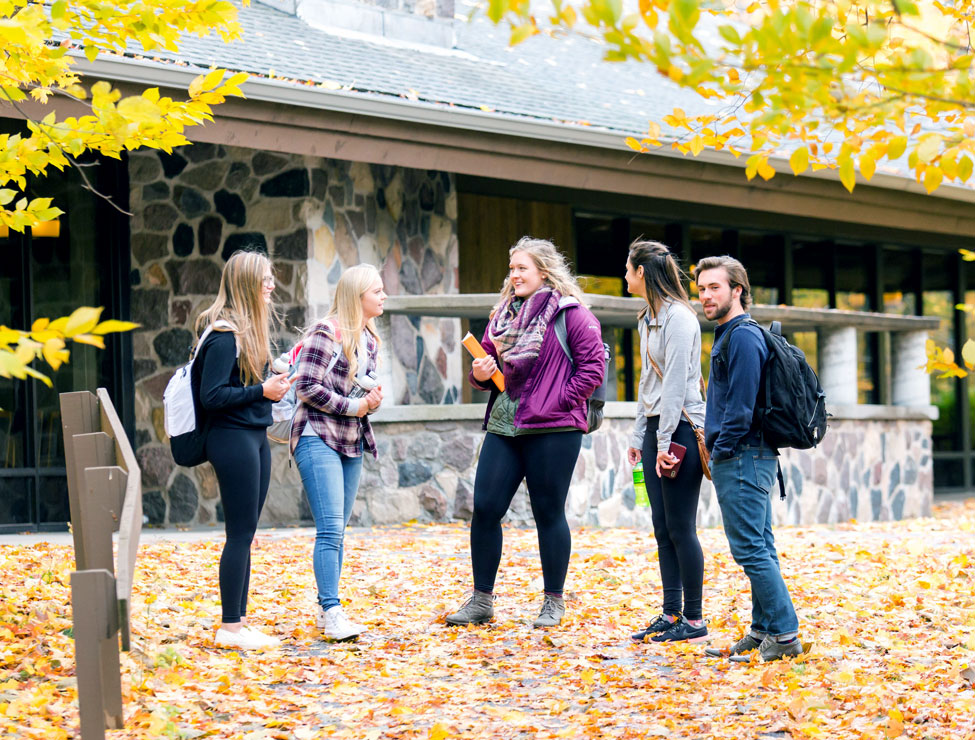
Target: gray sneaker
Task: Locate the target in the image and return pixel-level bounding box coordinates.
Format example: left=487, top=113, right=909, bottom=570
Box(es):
left=705, top=632, right=763, bottom=658
left=445, top=591, right=495, bottom=625
left=532, top=594, right=565, bottom=628
left=730, top=635, right=802, bottom=662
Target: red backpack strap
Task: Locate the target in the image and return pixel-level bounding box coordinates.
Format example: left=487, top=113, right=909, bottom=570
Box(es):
left=321, top=318, right=342, bottom=342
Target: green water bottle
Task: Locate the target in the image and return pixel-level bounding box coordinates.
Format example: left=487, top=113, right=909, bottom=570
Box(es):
left=633, top=461, right=649, bottom=507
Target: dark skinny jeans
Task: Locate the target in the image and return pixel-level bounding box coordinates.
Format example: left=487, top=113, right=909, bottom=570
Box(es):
left=643, top=416, right=705, bottom=620
left=471, top=431, right=583, bottom=595
left=206, top=426, right=271, bottom=623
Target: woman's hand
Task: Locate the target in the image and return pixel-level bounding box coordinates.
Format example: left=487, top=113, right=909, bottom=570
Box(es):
left=354, top=398, right=369, bottom=417
left=655, top=450, right=679, bottom=478
left=472, top=355, right=498, bottom=383
left=262, top=373, right=292, bottom=402
left=627, top=447, right=642, bottom=466
left=365, top=386, right=383, bottom=411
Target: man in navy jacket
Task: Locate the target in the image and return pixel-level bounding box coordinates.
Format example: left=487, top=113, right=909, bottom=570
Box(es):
left=696, top=256, right=802, bottom=662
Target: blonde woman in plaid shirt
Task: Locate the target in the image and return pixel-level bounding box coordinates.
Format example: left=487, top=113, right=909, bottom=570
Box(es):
left=291, top=264, right=385, bottom=641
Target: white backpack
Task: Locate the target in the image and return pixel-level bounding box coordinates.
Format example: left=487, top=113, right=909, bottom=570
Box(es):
left=163, top=321, right=235, bottom=465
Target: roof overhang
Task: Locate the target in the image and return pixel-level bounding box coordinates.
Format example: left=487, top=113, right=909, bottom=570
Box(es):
left=6, top=52, right=973, bottom=240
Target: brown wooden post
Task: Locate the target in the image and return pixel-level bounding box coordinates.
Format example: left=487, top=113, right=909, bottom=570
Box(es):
left=79, top=465, right=127, bottom=577
left=71, top=569, right=123, bottom=739
left=61, top=387, right=145, bottom=736
left=59, top=391, right=100, bottom=570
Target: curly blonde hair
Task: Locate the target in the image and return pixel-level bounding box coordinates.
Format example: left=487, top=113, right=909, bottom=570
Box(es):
left=494, top=237, right=587, bottom=312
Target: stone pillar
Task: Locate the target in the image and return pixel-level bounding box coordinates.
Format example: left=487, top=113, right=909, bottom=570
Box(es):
left=817, top=327, right=858, bottom=406
left=892, top=330, right=931, bottom=407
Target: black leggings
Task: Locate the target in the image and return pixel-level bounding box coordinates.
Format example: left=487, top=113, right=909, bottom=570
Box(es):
left=206, top=426, right=271, bottom=623
left=643, top=417, right=705, bottom=620
left=471, top=431, right=583, bottom=594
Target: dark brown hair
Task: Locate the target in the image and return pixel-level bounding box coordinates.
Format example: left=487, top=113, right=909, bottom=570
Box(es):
left=627, top=239, right=691, bottom=321
left=694, top=255, right=752, bottom=310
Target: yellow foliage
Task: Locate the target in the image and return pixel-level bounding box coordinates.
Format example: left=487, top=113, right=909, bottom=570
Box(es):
left=1, top=0, right=250, bottom=232
left=484, top=0, right=975, bottom=193
left=0, top=307, right=138, bottom=385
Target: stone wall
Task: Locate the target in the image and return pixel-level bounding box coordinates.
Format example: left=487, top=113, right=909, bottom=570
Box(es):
left=127, top=144, right=460, bottom=526
left=348, top=412, right=933, bottom=529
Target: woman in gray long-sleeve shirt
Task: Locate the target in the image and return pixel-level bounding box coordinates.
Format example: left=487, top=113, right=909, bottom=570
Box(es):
left=624, top=240, right=709, bottom=644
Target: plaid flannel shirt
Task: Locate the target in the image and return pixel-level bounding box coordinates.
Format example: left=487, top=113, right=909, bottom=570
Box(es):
left=290, top=322, right=378, bottom=458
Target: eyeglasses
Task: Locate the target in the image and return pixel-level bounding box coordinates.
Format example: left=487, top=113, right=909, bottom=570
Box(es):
left=262, top=276, right=275, bottom=287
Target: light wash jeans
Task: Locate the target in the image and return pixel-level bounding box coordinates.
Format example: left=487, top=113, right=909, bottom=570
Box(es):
left=294, top=436, right=363, bottom=610
left=711, top=445, right=799, bottom=637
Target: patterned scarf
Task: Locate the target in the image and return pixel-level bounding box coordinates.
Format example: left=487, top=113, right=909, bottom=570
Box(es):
left=488, top=287, right=561, bottom=399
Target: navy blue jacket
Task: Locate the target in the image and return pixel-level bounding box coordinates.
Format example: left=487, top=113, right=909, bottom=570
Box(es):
left=705, top=314, right=768, bottom=461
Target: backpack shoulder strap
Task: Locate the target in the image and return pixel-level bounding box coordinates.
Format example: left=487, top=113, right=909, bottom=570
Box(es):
left=553, top=309, right=574, bottom=368
left=322, top=346, right=341, bottom=376
left=718, top=317, right=761, bottom=366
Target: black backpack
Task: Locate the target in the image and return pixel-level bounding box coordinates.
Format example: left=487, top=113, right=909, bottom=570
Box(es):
left=721, top=319, right=828, bottom=497
left=553, top=306, right=611, bottom=434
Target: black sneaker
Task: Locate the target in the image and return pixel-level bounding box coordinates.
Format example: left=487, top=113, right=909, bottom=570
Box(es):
left=631, top=613, right=680, bottom=642
left=651, top=616, right=708, bottom=643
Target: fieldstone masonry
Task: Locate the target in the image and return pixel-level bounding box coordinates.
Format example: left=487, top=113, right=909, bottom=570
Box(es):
left=129, top=144, right=461, bottom=525
left=355, top=414, right=933, bottom=529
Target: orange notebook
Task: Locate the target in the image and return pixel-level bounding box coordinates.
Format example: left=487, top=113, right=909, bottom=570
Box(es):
left=462, top=332, right=505, bottom=392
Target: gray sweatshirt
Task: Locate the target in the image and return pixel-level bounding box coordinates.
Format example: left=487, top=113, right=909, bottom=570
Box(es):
left=629, top=300, right=707, bottom=453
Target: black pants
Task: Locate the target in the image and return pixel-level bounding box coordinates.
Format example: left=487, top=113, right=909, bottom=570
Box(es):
left=643, top=417, right=705, bottom=620
left=206, top=426, right=271, bottom=623
left=471, top=431, right=583, bottom=594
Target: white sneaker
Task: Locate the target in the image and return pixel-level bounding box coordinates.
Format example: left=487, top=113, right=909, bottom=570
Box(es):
left=215, top=627, right=277, bottom=650
left=318, top=606, right=365, bottom=641
left=241, top=626, right=280, bottom=647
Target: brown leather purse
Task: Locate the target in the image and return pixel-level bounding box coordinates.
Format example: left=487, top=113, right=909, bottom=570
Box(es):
left=646, top=354, right=712, bottom=481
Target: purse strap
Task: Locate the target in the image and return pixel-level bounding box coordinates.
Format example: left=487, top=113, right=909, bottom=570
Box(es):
left=645, top=352, right=705, bottom=432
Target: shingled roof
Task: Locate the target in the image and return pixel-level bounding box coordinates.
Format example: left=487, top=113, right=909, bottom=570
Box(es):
left=111, top=0, right=701, bottom=139
left=73, top=0, right=974, bottom=198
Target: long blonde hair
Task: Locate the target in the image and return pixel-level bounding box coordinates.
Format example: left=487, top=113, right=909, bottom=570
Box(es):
left=321, top=263, right=383, bottom=379
left=195, top=250, right=276, bottom=386
left=494, top=236, right=587, bottom=312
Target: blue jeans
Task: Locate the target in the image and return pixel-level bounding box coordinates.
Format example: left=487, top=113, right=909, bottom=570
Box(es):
left=294, top=436, right=363, bottom=610
left=711, top=445, right=799, bottom=637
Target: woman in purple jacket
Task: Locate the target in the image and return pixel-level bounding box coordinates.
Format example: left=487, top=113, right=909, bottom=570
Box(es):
left=446, top=237, right=604, bottom=628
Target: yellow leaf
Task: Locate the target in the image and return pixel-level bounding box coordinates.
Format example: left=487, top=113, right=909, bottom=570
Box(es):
left=63, top=306, right=102, bottom=337
left=887, top=136, right=907, bottom=160
left=689, top=135, right=704, bottom=156
left=962, top=339, right=975, bottom=369
left=510, top=23, right=535, bottom=46
left=31, top=318, right=49, bottom=332
left=92, top=319, right=140, bottom=335
left=42, top=338, right=69, bottom=370
left=916, top=134, right=942, bottom=164
left=789, top=146, right=809, bottom=175
left=429, top=724, right=450, bottom=740
left=71, top=334, right=106, bottom=349
left=625, top=137, right=644, bottom=152
left=944, top=347, right=955, bottom=364
left=188, top=73, right=206, bottom=98
left=860, top=154, right=876, bottom=181
left=923, top=166, right=944, bottom=194
left=839, top=157, right=855, bottom=193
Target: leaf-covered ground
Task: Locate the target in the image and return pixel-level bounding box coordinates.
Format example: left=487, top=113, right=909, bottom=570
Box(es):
left=2, top=500, right=974, bottom=739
